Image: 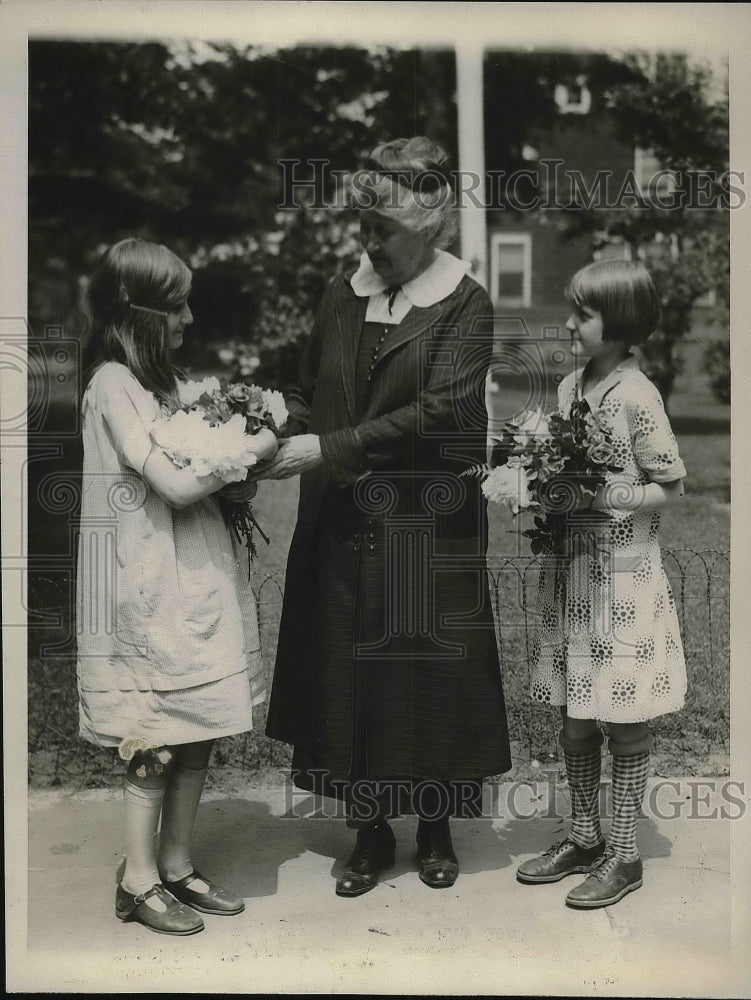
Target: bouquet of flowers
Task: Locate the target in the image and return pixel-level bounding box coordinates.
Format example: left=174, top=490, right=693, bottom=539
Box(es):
left=152, top=376, right=288, bottom=571
left=464, top=403, right=621, bottom=554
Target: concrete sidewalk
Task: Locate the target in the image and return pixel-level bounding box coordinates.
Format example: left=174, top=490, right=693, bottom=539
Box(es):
left=15, top=778, right=751, bottom=995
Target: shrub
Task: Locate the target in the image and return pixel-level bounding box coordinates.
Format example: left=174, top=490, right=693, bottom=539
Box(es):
left=704, top=340, right=730, bottom=404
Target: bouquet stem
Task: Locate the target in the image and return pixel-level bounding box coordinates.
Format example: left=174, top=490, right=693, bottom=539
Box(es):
left=218, top=497, right=270, bottom=580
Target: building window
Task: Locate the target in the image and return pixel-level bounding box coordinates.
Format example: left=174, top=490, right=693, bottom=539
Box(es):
left=634, top=147, right=677, bottom=201
left=554, top=76, right=592, bottom=114
left=490, top=233, right=532, bottom=307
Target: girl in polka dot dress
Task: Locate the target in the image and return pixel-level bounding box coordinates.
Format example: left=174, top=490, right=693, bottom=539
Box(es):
left=516, top=260, right=687, bottom=908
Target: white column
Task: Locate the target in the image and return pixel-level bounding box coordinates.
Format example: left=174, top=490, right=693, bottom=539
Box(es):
left=455, top=41, right=488, bottom=290
left=456, top=41, right=497, bottom=444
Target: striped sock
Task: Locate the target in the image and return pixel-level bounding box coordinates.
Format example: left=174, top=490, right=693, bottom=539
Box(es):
left=609, top=751, right=649, bottom=861
left=564, top=749, right=603, bottom=849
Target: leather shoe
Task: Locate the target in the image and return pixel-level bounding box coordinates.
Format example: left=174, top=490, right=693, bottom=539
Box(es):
left=516, top=837, right=606, bottom=884
left=565, top=848, right=643, bottom=908
left=161, top=869, right=245, bottom=915
left=335, top=822, right=396, bottom=897
left=115, top=882, right=205, bottom=935
left=416, top=819, right=458, bottom=888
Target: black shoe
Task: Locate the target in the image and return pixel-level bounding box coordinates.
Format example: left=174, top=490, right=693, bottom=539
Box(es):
left=335, top=823, right=396, bottom=898
left=416, top=819, right=458, bottom=889
left=161, top=869, right=245, bottom=915
left=115, top=882, right=205, bottom=935
left=516, top=837, right=606, bottom=884
left=565, top=848, right=643, bottom=908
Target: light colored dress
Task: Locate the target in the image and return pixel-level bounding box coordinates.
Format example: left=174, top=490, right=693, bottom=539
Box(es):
left=530, top=354, right=687, bottom=723
left=76, top=362, right=265, bottom=747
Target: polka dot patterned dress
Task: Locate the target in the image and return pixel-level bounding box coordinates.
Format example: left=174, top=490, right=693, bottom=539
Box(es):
left=530, top=356, right=688, bottom=723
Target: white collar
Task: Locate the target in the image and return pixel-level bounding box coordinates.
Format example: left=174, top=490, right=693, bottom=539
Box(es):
left=349, top=249, right=470, bottom=308
left=578, top=352, right=640, bottom=409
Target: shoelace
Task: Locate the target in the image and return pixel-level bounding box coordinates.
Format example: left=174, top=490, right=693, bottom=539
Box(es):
left=543, top=837, right=580, bottom=857
left=543, top=839, right=568, bottom=857
left=585, top=848, right=619, bottom=881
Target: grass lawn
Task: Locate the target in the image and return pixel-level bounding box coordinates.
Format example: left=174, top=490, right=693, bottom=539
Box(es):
left=27, top=339, right=730, bottom=789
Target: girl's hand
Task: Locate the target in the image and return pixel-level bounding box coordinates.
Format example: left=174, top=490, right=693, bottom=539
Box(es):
left=594, top=477, right=685, bottom=512
left=538, top=477, right=594, bottom=515
left=253, top=434, right=323, bottom=480
left=246, top=427, right=279, bottom=464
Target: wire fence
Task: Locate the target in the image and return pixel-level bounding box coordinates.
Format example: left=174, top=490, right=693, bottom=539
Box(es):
left=28, top=548, right=729, bottom=788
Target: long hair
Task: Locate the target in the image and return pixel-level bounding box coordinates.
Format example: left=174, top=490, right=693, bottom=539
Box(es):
left=84, top=238, right=192, bottom=407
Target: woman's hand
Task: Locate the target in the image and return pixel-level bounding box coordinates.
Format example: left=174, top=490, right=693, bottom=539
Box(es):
left=253, top=434, right=323, bottom=480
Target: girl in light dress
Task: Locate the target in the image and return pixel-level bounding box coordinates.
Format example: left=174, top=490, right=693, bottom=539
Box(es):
left=516, top=260, right=687, bottom=908
left=77, top=238, right=276, bottom=935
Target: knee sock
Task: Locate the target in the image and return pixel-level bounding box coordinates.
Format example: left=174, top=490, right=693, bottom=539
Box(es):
left=609, top=751, right=650, bottom=861
left=564, top=749, right=603, bottom=849
left=122, top=781, right=166, bottom=896
left=560, top=729, right=604, bottom=849
left=157, top=763, right=208, bottom=883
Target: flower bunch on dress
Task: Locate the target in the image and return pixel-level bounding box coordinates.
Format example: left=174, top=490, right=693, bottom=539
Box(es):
left=117, top=738, right=173, bottom=776
left=464, top=403, right=621, bottom=554
left=153, top=377, right=288, bottom=568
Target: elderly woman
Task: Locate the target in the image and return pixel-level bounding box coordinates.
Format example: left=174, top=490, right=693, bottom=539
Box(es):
left=261, top=137, right=511, bottom=896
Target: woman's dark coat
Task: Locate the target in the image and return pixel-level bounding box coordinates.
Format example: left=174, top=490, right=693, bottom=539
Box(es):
left=265, top=267, right=511, bottom=789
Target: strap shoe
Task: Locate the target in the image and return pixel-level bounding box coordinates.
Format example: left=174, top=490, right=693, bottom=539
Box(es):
left=161, top=869, right=245, bottom=915
left=115, top=882, right=205, bottom=935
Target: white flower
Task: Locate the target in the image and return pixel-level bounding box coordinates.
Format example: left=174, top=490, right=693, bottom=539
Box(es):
left=481, top=461, right=534, bottom=514
left=152, top=409, right=259, bottom=483
left=262, top=388, right=288, bottom=430
left=178, top=376, right=221, bottom=407
left=217, top=347, right=236, bottom=365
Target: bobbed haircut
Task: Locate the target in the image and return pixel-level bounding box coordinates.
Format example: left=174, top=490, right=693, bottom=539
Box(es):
left=565, top=259, right=660, bottom=345
left=85, top=238, right=192, bottom=407
left=347, top=136, right=457, bottom=249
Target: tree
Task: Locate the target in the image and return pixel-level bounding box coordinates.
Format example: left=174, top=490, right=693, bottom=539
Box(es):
left=29, top=40, right=457, bottom=383
left=561, top=53, right=730, bottom=406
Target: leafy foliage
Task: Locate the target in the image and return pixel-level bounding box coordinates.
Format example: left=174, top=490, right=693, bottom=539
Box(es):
left=560, top=53, right=730, bottom=405
left=30, top=40, right=457, bottom=368
left=704, top=340, right=730, bottom=404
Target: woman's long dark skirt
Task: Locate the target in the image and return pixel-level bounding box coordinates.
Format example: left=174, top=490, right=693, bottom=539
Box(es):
left=267, top=509, right=512, bottom=821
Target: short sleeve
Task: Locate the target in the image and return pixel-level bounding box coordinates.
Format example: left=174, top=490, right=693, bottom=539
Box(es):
left=92, top=364, right=158, bottom=475
left=628, top=376, right=687, bottom=483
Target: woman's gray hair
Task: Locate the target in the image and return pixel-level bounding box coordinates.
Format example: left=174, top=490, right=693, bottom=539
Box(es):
left=347, top=136, right=458, bottom=249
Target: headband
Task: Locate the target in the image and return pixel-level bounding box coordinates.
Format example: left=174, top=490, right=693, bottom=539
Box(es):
left=362, top=157, right=452, bottom=193
left=129, top=303, right=169, bottom=318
